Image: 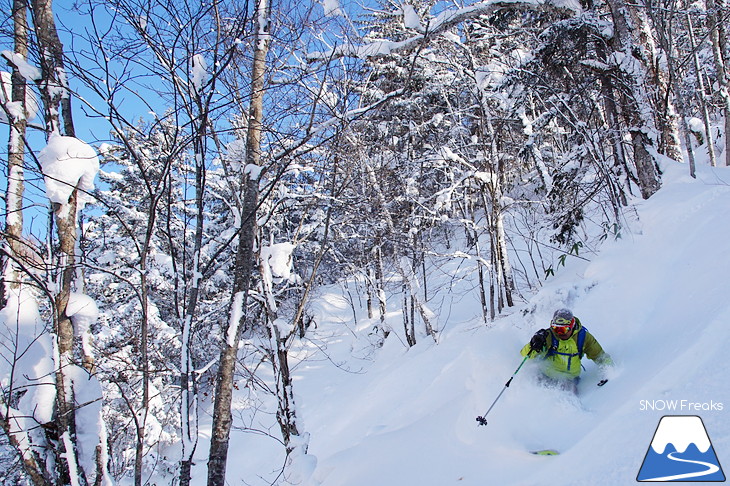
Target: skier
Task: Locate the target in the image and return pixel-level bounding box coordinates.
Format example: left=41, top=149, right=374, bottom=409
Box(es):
left=521, top=308, right=612, bottom=393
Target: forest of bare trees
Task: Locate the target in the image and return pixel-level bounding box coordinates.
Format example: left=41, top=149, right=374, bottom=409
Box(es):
left=0, top=0, right=728, bottom=484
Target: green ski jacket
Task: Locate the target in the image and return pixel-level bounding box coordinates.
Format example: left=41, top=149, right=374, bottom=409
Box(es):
left=520, top=319, right=612, bottom=379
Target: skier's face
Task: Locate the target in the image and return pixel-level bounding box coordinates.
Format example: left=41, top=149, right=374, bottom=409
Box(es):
left=551, top=317, right=575, bottom=340
left=554, top=328, right=574, bottom=340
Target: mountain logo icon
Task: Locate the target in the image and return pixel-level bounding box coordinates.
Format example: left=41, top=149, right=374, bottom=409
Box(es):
left=637, top=415, right=726, bottom=482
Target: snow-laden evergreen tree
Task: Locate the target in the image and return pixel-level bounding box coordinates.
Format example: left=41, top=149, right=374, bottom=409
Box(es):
left=82, top=117, right=236, bottom=483
left=83, top=126, right=183, bottom=481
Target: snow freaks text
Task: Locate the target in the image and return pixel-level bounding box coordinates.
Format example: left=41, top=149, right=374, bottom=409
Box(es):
left=639, top=400, right=724, bottom=412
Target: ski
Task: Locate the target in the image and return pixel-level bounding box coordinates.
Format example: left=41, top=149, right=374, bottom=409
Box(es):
left=530, top=449, right=560, bottom=456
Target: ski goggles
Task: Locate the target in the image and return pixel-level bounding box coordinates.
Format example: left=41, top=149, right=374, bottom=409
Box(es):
left=551, top=317, right=575, bottom=334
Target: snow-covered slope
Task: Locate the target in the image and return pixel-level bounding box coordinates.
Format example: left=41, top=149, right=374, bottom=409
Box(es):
left=285, top=160, right=730, bottom=486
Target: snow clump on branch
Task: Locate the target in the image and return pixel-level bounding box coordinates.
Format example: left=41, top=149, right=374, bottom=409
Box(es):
left=39, top=134, right=99, bottom=210
left=191, top=54, right=208, bottom=91
left=261, top=242, right=297, bottom=284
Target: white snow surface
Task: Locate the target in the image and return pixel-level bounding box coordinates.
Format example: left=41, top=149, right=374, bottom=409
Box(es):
left=198, top=158, right=730, bottom=486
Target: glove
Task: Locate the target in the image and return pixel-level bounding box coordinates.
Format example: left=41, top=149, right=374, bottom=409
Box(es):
left=529, top=329, right=549, bottom=353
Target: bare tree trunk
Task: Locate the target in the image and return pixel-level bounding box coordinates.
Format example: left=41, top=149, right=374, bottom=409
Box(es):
left=179, top=58, right=212, bottom=486
left=474, top=230, right=489, bottom=324
left=605, top=0, right=663, bottom=198
left=2, top=0, right=30, bottom=307
left=31, top=1, right=89, bottom=483
left=366, top=266, right=374, bottom=319
left=52, top=191, right=87, bottom=485
left=31, top=0, right=74, bottom=136
left=678, top=105, right=699, bottom=178
left=133, top=273, right=149, bottom=486
left=489, top=242, right=496, bottom=320
left=687, top=14, right=717, bottom=167
left=598, top=72, right=630, bottom=202
left=375, top=245, right=388, bottom=339
left=637, top=0, right=682, bottom=163
left=402, top=285, right=415, bottom=346
left=707, top=0, right=730, bottom=166
left=364, top=243, right=389, bottom=342
left=0, top=417, right=49, bottom=486
left=493, top=193, right=514, bottom=309
left=488, top=205, right=504, bottom=313
left=478, top=184, right=509, bottom=316
left=268, top=317, right=301, bottom=449
left=650, top=4, right=699, bottom=178
left=207, top=173, right=259, bottom=486
left=0, top=116, right=49, bottom=479
left=206, top=129, right=260, bottom=486
left=363, top=162, right=437, bottom=342
left=477, top=102, right=515, bottom=313
left=178, top=169, right=204, bottom=486
left=207, top=1, right=271, bottom=484
left=259, top=254, right=302, bottom=453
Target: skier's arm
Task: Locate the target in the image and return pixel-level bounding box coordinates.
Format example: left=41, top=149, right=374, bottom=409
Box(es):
left=520, top=342, right=536, bottom=357
left=585, top=333, right=613, bottom=367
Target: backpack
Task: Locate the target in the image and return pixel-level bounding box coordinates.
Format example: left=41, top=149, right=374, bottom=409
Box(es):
left=545, top=326, right=587, bottom=372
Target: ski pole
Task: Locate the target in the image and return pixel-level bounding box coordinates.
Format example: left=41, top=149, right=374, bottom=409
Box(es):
left=476, top=353, right=531, bottom=426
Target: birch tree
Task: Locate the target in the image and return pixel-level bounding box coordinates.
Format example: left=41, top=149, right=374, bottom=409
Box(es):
left=1, top=0, right=34, bottom=305
left=0, top=3, right=50, bottom=483
left=207, top=0, right=270, bottom=483
left=29, top=0, right=110, bottom=482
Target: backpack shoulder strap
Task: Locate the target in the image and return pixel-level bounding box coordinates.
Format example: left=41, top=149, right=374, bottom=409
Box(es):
left=546, top=332, right=558, bottom=356
left=577, top=326, right=587, bottom=358
left=546, top=327, right=587, bottom=357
